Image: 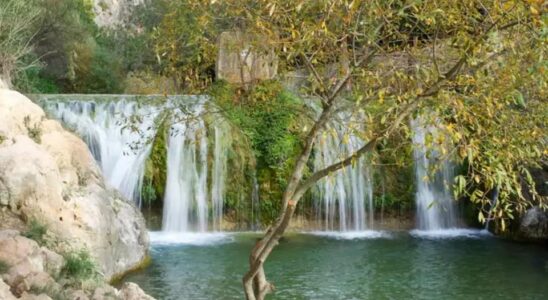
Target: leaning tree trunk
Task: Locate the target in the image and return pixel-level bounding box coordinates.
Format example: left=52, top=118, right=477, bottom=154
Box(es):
left=240, top=67, right=460, bottom=300
left=240, top=14, right=511, bottom=298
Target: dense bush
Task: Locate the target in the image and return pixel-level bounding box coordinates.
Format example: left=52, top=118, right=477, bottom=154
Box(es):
left=62, top=250, right=97, bottom=281
left=0, top=0, right=42, bottom=85
left=4, top=0, right=164, bottom=94
left=211, top=80, right=305, bottom=224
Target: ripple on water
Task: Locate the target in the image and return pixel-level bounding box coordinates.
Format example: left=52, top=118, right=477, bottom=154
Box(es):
left=409, top=228, right=491, bottom=239
left=306, top=230, right=391, bottom=240
left=148, top=231, right=235, bottom=246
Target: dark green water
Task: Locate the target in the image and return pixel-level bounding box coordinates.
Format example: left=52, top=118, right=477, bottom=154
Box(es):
left=123, top=231, right=548, bottom=300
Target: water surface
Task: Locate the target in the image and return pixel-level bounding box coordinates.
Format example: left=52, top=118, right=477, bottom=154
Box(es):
left=124, top=232, right=548, bottom=299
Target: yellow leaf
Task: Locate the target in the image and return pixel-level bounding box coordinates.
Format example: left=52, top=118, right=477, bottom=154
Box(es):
left=474, top=175, right=480, bottom=183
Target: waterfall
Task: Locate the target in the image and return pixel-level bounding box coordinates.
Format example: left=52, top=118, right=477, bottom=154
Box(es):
left=42, top=97, right=159, bottom=207
left=411, top=117, right=458, bottom=231
left=162, top=102, right=209, bottom=232
left=250, top=172, right=260, bottom=231
left=40, top=95, right=231, bottom=233
left=211, top=122, right=229, bottom=231
left=313, top=111, right=374, bottom=232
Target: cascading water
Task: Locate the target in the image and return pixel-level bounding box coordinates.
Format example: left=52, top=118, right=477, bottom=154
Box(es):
left=162, top=101, right=231, bottom=233
left=40, top=95, right=231, bottom=234
left=162, top=103, right=209, bottom=232
left=42, top=96, right=159, bottom=206
left=313, top=110, right=374, bottom=232
left=211, top=123, right=229, bottom=231
left=250, top=171, right=261, bottom=231
left=411, top=117, right=458, bottom=231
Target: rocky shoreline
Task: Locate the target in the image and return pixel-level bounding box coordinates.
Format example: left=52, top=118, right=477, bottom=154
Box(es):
left=0, top=84, right=154, bottom=299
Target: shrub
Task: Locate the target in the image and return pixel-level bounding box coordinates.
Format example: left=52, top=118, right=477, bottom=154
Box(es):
left=0, top=0, right=42, bottom=85
left=23, top=219, right=47, bottom=245
left=23, top=115, right=42, bottom=144
left=62, top=250, right=97, bottom=281
left=14, top=63, right=60, bottom=93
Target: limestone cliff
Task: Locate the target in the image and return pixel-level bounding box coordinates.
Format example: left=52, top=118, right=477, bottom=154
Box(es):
left=92, top=0, right=145, bottom=28
left=0, top=88, right=149, bottom=280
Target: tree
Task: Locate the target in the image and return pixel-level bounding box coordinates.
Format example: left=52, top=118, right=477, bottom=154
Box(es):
left=0, top=0, right=42, bottom=86
left=156, top=1, right=545, bottom=299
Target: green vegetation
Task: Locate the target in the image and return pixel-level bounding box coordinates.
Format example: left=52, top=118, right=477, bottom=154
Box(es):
left=62, top=250, right=97, bottom=281
left=210, top=80, right=305, bottom=224
left=24, top=219, right=48, bottom=245
left=156, top=1, right=546, bottom=297
left=0, top=260, right=9, bottom=273
left=2, top=0, right=546, bottom=297
left=1, top=0, right=166, bottom=94
left=0, top=0, right=41, bottom=85
left=23, top=115, right=42, bottom=144
left=142, top=117, right=169, bottom=207
left=29, top=284, right=67, bottom=300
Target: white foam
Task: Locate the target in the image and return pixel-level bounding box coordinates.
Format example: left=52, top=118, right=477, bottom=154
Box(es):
left=149, top=231, right=234, bottom=246
left=307, top=230, right=390, bottom=240
left=409, top=228, right=491, bottom=239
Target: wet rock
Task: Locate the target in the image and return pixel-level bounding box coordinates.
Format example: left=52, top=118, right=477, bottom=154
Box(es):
left=519, top=206, right=548, bottom=240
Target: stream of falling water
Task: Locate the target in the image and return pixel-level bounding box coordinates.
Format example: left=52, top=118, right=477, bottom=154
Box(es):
left=312, top=110, right=374, bottom=232
left=411, top=117, right=458, bottom=231
left=41, top=96, right=462, bottom=235
left=41, top=95, right=231, bottom=233
left=43, top=97, right=159, bottom=206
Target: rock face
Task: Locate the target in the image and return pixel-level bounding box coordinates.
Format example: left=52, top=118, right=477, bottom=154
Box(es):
left=0, top=89, right=149, bottom=280
left=519, top=207, right=548, bottom=240
left=92, top=0, right=145, bottom=28
left=0, top=230, right=154, bottom=300
left=216, top=31, right=278, bottom=84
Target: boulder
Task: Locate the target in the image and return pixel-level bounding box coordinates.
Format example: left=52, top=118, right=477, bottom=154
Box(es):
left=118, top=282, right=155, bottom=300
left=216, top=31, right=278, bottom=84
left=69, top=289, right=90, bottom=300
left=0, top=231, right=61, bottom=296
left=0, top=279, right=17, bottom=300
left=92, top=285, right=119, bottom=300
left=0, top=89, right=149, bottom=280
left=19, top=293, right=53, bottom=300
left=519, top=206, right=548, bottom=240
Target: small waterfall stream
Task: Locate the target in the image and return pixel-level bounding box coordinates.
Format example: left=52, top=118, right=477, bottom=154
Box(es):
left=411, top=117, right=458, bottom=231
left=312, top=110, right=374, bottom=232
